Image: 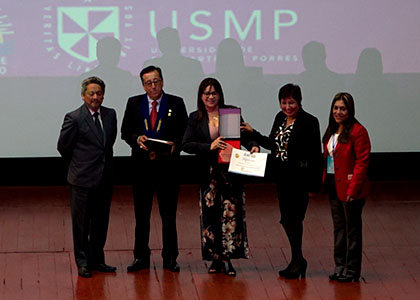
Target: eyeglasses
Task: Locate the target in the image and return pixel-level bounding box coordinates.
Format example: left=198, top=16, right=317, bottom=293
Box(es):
left=203, top=91, right=218, bottom=97
left=143, top=79, right=162, bottom=87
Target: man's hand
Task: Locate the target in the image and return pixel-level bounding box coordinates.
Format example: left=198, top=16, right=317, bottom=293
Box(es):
left=138, top=135, right=149, bottom=151
left=168, top=141, right=175, bottom=154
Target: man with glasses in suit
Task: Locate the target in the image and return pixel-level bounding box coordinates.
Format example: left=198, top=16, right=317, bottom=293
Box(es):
left=121, top=65, right=188, bottom=272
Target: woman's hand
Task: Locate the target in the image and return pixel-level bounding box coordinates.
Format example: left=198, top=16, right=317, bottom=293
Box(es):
left=210, top=137, right=227, bottom=151
left=240, top=122, right=254, bottom=133
left=250, top=146, right=260, bottom=154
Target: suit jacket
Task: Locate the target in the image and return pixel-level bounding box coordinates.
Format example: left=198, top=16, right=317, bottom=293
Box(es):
left=254, top=108, right=322, bottom=192
left=121, top=92, right=188, bottom=160
left=323, top=122, right=371, bottom=201
left=57, top=104, right=117, bottom=187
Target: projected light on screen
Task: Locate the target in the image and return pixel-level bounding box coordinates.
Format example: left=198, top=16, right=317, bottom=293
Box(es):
left=0, top=0, right=419, bottom=157
left=0, top=8, right=14, bottom=75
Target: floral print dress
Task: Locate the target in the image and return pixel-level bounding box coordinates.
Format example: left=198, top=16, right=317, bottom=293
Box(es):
left=199, top=164, right=249, bottom=261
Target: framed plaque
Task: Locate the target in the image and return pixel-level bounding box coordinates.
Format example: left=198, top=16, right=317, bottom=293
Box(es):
left=219, top=108, right=241, bottom=138
left=218, top=107, right=241, bottom=163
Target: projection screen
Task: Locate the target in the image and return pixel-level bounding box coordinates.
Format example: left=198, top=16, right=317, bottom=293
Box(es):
left=0, top=0, right=419, bottom=157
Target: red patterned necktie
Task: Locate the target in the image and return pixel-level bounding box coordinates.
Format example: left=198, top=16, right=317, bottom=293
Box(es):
left=150, top=100, right=158, bottom=130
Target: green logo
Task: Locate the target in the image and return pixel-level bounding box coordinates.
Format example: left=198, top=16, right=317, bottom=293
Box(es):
left=57, top=6, right=119, bottom=62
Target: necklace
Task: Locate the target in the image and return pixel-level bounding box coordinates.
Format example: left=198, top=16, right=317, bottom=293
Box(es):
left=208, top=113, right=218, bottom=120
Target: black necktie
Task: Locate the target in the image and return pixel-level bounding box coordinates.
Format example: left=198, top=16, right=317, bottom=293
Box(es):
left=93, top=111, right=104, bottom=143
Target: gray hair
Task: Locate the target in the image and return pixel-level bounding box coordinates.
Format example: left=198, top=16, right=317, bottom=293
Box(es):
left=81, top=76, right=105, bottom=95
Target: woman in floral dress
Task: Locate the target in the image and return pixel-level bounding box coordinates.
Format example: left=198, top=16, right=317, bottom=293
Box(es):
left=182, top=78, right=259, bottom=276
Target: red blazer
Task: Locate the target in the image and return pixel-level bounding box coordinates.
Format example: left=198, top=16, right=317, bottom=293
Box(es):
left=323, top=122, right=371, bottom=201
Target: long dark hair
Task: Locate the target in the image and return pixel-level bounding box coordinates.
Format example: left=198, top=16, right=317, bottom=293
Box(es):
left=322, top=92, right=358, bottom=144
left=196, top=77, right=226, bottom=121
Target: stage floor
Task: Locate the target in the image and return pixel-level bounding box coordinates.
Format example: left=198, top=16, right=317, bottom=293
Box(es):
left=1, top=181, right=419, bottom=300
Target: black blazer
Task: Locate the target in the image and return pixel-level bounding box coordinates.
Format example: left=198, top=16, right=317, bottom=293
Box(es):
left=182, top=110, right=259, bottom=179
left=57, top=104, right=117, bottom=187
left=121, top=92, right=188, bottom=160
left=255, top=108, right=322, bottom=192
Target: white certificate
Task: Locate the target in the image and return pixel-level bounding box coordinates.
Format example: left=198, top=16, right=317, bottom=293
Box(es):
left=228, top=148, right=268, bottom=177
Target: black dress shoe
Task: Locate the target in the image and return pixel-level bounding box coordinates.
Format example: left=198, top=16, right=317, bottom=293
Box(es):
left=337, top=274, right=359, bottom=282
left=78, top=266, right=92, bottom=278
left=92, top=263, right=117, bottom=273
left=163, top=259, right=180, bottom=272
left=127, top=259, right=150, bottom=272
left=329, top=273, right=341, bottom=280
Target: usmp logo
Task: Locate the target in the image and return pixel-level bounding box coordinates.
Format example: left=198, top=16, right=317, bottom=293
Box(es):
left=0, top=7, right=15, bottom=75
left=43, top=1, right=134, bottom=73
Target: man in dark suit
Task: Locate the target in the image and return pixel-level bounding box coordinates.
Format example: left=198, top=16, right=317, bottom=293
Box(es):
left=58, top=76, right=117, bottom=278
left=121, top=65, right=188, bottom=272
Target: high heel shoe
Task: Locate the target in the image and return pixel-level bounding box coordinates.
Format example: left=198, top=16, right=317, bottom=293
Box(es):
left=283, top=258, right=307, bottom=279
left=224, top=260, right=236, bottom=276
left=278, top=264, right=292, bottom=277
left=208, top=260, right=224, bottom=273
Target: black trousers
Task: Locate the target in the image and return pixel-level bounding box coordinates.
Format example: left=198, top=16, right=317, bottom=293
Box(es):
left=275, top=161, right=309, bottom=262
left=326, top=174, right=365, bottom=277
left=70, top=181, right=112, bottom=268
left=132, top=158, right=179, bottom=261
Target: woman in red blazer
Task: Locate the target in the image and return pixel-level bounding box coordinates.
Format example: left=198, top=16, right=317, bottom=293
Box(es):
left=322, top=92, right=371, bottom=282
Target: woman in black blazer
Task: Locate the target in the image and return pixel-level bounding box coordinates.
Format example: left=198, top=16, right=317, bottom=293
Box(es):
left=242, top=83, right=322, bottom=278
left=182, top=78, right=259, bottom=276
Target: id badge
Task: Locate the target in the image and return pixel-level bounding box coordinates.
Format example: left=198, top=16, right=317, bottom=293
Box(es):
left=327, top=156, right=335, bottom=174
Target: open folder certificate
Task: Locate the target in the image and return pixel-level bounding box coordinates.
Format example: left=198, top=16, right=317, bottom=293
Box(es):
left=144, top=138, right=172, bottom=154
left=228, top=148, right=268, bottom=177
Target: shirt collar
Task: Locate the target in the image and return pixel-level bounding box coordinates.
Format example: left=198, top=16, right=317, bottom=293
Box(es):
left=88, top=107, right=101, bottom=116
left=147, top=94, right=162, bottom=104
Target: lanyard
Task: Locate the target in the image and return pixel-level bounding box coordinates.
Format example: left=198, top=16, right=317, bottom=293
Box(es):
left=332, top=134, right=337, bottom=151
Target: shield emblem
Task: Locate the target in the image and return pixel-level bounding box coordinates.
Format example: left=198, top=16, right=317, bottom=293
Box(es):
left=57, top=6, right=119, bottom=63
